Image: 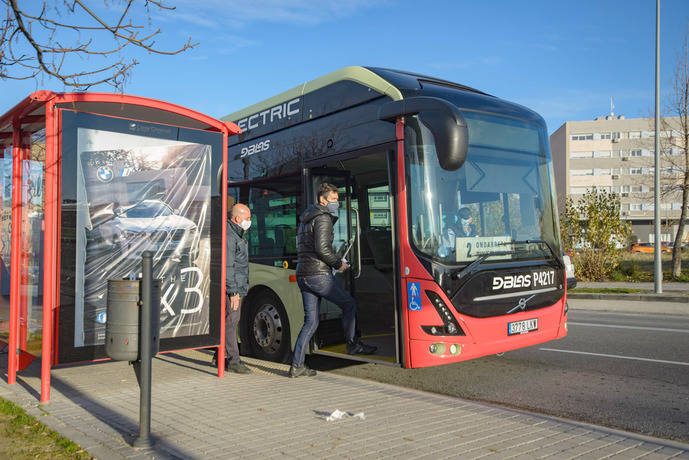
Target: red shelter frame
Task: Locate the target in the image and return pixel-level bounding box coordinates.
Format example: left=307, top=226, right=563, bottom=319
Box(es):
left=0, top=91, right=240, bottom=402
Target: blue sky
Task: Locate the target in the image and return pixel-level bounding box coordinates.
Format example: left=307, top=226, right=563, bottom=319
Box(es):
left=2, top=0, right=689, bottom=134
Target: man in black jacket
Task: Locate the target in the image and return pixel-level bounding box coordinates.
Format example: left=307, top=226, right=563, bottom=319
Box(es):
left=213, top=203, right=252, bottom=374
left=290, top=183, right=376, bottom=378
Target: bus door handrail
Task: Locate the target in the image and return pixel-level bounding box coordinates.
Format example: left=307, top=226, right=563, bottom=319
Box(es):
left=351, top=207, right=362, bottom=279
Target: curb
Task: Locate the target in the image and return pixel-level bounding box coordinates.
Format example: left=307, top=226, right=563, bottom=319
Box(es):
left=568, top=292, right=689, bottom=302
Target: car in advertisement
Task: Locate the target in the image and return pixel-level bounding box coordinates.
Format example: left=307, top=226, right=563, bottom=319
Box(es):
left=87, top=199, right=199, bottom=264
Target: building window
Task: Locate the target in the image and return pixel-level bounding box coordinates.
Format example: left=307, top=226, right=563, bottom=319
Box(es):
left=672, top=202, right=683, bottom=210
left=593, top=168, right=611, bottom=176
left=621, top=185, right=631, bottom=193
left=593, top=150, right=612, bottom=158
left=630, top=149, right=642, bottom=157
left=630, top=203, right=642, bottom=211
left=629, top=131, right=641, bottom=139
left=612, top=132, right=621, bottom=139
left=630, top=168, right=642, bottom=175
left=641, top=203, right=654, bottom=211
left=599, top=132, right=611, bottom=139
left=569, top=187, right=588, bottom=194
left=570, top=151, right=593, bottom=158
left=571, top=133, right=593, bottom=141
left=570, top=169, right=594, bottom=176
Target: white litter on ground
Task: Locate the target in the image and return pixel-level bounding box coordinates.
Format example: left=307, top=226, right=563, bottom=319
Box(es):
left=326, top=409, right=365, bottom=421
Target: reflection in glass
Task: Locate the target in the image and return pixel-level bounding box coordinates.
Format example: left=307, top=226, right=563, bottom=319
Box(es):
left=406, top=111, right=560, bottom=265
left=75, top=128, right=211, bottom=347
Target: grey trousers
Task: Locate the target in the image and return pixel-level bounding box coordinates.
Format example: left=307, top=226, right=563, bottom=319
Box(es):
left=225, top=296, right=242, bottom=364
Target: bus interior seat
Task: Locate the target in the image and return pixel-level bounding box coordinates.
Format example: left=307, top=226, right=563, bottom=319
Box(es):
left=365, top=229, right=393, bottom=272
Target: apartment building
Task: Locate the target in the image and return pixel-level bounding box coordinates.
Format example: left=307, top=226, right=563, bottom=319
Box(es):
left=550, top=114, right=684, bottom=243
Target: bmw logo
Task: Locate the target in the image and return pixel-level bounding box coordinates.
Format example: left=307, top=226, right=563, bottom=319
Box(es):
left=97, top=166, right=113, bottom=182
left=96, top=311, right=107, bottom=324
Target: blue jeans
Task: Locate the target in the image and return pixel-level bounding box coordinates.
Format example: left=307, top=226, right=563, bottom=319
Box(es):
left=292, top=273, right=357, bottom=368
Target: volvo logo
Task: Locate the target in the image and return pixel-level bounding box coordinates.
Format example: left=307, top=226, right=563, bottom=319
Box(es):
left=507, top=294, right=535, bottom=314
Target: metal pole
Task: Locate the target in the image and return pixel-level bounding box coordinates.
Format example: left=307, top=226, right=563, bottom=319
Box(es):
left=41, top=102, right=55, bottom=403
left=654, top=0, right=662, bottom=293
left=133, top=251, right=154, bottom=448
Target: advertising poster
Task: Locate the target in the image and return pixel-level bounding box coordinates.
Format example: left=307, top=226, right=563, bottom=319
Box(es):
left=74, top=127, right=211, bottom=348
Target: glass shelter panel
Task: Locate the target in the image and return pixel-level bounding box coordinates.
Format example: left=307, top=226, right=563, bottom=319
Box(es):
left=22, top=130, right=45, bottom=356
left=0, top=146, right=11, bottom=345
left=59, top=111, right=223, bottom=363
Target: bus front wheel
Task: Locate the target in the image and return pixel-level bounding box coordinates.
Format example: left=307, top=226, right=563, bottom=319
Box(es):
left=246, top=291, right=291, bottom=363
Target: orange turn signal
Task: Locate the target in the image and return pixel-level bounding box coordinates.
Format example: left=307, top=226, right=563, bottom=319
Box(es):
left=289, top=275, right=297, bottom=282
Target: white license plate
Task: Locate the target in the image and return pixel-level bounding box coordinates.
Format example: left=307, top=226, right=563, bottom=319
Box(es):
left=508, top=318, right=538, bottom=335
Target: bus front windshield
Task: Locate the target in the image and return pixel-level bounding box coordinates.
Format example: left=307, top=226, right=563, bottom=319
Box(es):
left=406, top=111, right=560, bottom=265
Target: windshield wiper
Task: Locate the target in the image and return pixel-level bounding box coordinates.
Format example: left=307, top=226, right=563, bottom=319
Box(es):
left=454, top=249, right=518, bottom=280
left=498, top=239, right=563, bottom=268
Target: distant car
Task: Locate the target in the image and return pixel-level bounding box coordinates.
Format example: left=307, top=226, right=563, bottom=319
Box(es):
left=630, top=242, right=671, bottom=254
left=562, top=252, right=577, bottom=289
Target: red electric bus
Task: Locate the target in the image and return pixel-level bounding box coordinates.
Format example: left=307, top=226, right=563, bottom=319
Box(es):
left=223, top=67, right=568, bottom=368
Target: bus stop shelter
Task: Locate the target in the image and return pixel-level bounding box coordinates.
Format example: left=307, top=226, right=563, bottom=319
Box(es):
left=0, top=91, right=240, bottom=403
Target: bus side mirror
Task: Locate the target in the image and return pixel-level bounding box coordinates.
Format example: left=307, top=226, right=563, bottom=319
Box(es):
left=377, top=96, right=468, bottom=171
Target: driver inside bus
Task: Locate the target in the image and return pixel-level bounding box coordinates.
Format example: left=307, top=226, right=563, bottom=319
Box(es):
left=453, top=207, right=477, bottom=238
left=441, top=207, right=477, bottom=254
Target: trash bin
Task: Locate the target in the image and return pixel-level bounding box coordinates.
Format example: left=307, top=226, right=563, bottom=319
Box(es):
left=105, top=279, right=161, bottom=361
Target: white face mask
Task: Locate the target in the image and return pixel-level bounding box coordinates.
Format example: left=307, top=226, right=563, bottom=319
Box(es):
left=240, top=219, right=252, bottom=231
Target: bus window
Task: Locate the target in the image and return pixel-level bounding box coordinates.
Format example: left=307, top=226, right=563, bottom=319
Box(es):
left=228, top=182, right=299, bottom=262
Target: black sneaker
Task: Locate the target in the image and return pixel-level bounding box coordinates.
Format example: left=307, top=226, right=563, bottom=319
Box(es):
left=289, top=365, right=317, bottom=378
left=228, top=362, right=252, bottom=374
left=346, top=341, right=377, bottom=355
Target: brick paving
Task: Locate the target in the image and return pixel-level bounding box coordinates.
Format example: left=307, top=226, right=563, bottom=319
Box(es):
left=1, top=350, right=688, bottom=459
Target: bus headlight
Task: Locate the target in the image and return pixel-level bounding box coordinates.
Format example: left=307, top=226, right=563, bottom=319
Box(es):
left=421, top=291, right=464, bottom=336
left=449, top=344, right=461, bottom=355
left=429, top=343, right=446, bottom=355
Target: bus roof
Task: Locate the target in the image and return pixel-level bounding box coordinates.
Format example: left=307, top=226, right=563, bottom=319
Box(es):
left=221, top=66, right=404, bottom=123
left=365, top=67, right=491, bottom=97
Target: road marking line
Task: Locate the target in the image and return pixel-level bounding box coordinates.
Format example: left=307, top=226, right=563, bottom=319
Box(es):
left=539, top=348, right=689, bottom=366
left=568, top=322, right=689, bottom=334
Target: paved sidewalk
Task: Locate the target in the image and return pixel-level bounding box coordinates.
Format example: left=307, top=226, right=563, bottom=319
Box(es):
left=2, top=350, right=688, bottom=459
left=577, top=282, right=689, bottom=291
left=568, top=297, right=689, bottom=315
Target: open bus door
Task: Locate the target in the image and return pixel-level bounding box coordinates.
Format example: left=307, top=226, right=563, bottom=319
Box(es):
left=307, top=160, right=399, bottom=365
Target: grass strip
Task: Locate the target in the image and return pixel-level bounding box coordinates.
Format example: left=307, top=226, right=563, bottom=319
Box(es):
left=0, top=397, right=92, bottom=459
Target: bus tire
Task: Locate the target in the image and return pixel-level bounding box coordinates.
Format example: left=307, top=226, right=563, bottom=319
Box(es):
left=246, top=291, right=291, bottom=363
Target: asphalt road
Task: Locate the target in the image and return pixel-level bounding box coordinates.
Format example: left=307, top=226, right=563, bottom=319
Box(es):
left=310, top=310, right=689, bottom=443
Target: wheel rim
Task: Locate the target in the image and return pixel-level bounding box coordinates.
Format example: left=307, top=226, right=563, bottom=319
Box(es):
left=252, top=303, right=284, bottom=355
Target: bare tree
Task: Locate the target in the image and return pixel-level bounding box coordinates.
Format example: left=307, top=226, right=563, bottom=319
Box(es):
left=666, top=27, right=689, bottom=278
left=1, top=0, right=196, bottom=90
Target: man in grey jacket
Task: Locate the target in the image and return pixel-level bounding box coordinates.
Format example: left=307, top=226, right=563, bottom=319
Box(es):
left=213, top=202, right=252, bottom=373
